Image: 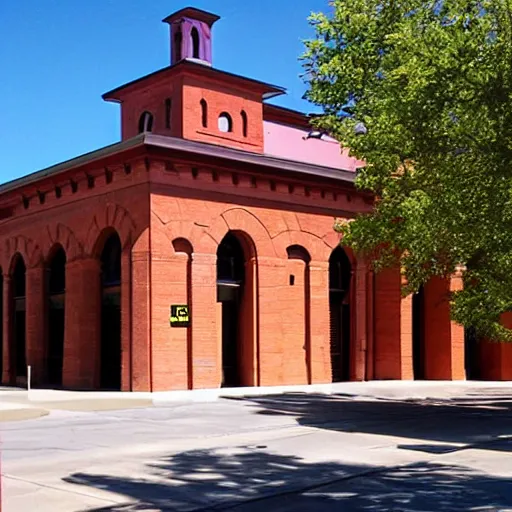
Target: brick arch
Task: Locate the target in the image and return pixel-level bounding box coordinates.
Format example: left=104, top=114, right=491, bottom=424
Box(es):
left=84, top=203, right=136, bottom=257
left=3, top=235, right=43, bottom=270
left=273, top=230, right=333, bottom=263
left=44, top=223, right=82, bottom=262
left=196, top=208, right=276, bottom=257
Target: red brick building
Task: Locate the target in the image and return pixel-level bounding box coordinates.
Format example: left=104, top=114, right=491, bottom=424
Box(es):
left=0, top=7, right=510, bottom=391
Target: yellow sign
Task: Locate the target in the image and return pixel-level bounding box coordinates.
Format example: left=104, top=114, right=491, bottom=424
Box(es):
left=170, top=305, right=190, bottom=327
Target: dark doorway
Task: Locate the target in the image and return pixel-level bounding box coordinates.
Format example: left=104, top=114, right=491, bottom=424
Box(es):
left=329, top=247, right=352, bottom=382
left=12, top=256, right=27, bottom=382
left=47, top=247, right=66, bottom=387
left=217, top=233, right=246, bottom=388
left=465, top=326, right=481, bottom=380
left=100, top=233, right=122, bottom=390
left=412, top=286, right=425, bottom=380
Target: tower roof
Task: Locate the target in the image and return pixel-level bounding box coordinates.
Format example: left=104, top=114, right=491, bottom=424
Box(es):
left=162, top=7, right=220, bottom=27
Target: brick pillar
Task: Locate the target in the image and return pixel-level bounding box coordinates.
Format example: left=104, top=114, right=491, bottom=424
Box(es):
left=400, top=291, right=414, bottom=380
left=423, top=276, right=465, bottom=380
left=25, top=266, right=47, bottom=386
left=282, top=259, right=308, bottom=385
left=309, top=261, right=330, bottom=383
left=150, top=253, right=190, bottom=391
left=480, top=312, right=512, bottom=380
left=63, top=258, right=101, bottom=389
left=121, top=249, right=132, bottom=391
left=258, top=257, right=286, bottom=386
left=190, top=253, right=218, bottom=388
left=352, top=258, right=367, bottom=381
left=131, top=249, right=151, bottom=391
left=2, top=275, right=12, bottom=384
left=374, top=267, right=412, bottom=379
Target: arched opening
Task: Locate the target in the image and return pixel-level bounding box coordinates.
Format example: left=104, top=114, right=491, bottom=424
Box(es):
left=287, top=245, right=312, bottom=384
left=464, top=325, right=481, bottom=380
left=241, top=110, right=248, bottom=138
left=47, top=246, right=66, bottom=387
left=217, top=232, right=256, bottom=388
left=200, top=99, right=208, bottom=128
left=138, top=111, right=154, bottom=134
left=329, top=247, right=352, bottom=382
left=191, top=27, right=200, bottom=59
left=100, top=232, right=122, bottom=390
left=174, top=29, right=183, bottom=62
left=412, top=285, right=425, bottom=379
left=11, top=255, right=27, bottom=384
left=218, top=112, right=233, bottom=133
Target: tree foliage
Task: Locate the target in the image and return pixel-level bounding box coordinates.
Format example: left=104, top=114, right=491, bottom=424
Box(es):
left=303, top=0, right=512, bottom=341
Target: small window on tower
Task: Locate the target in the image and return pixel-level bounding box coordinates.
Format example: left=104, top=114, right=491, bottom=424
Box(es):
left=138, top=111, right=154, bottom=133
left=218, top=112, right=233, bottom=133
left=165, top=98, right=172, bottom=129
left=200, top=99, right=208, bottom=128
left=241, top=110, right=248, bottom=137
left=191, top=27, right=200, bottom=59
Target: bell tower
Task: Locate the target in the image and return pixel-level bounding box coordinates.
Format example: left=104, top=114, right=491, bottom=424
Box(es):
left=163, top=7, right=220, bottom=66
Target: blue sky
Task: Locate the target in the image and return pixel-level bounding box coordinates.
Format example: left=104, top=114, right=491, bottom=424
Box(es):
left=0, top=0, right=331, bottom=183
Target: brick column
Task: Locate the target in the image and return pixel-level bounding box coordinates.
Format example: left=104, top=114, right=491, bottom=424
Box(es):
left=258, top=257, right=286, bottom=386
left=121, top=249, right=132, bottom=391
left=309, top=261, right=330, bottom=383
left=2, top=275, right=12, bottom=384
left=190, top=253, right=218, bottom=388
left=150, top=253, right=190, bottom=391
left=423, top=276, right=465, bottom=380
left=63, top=258, right=101, bottom=389
left=374, top=267, right=412, bottom=379
left=131, top=249, right=151, bottom=391
left=352, top=258, right=367, bottom=381
left=480, top=312, right=512, bottom=380
left=400, top=292, right=414, bottom=380
left=25, top=266, right=47, bottom=386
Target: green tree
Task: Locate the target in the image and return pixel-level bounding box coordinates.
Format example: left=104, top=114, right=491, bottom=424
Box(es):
left=303, top=0, right=512, bottom=341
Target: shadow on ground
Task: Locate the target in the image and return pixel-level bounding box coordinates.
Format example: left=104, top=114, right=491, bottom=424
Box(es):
left=235, top=392, right=512, bottom=453
left=64, top=448, right=512, bottom=511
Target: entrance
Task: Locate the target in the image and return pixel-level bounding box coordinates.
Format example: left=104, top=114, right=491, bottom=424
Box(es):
left=464, top=326, right=480, bottom=380
left=12, top=256, right=27, bottom=383
left=412, top=286, right=425, bottom=379
left=329, top=247, right=352, bottom=382
left=47, top=247, right=66, bottom=387
left=100, top=233, right=122, bottom=390
left=217, top=232, right=253, bottom=388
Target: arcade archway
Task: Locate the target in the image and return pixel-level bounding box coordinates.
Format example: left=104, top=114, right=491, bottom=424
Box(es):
left=100, top=232, right=122, bottom=390
left=216, top=231, right=256, bottom=388
left=329, top=247, right=352, bottom=382
left=11, top=255, right=27, bottom=384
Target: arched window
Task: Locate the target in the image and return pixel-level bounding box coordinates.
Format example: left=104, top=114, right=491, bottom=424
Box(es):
left=138, top=111, right=154, bottom=134
left=174, top=30, right=183, bottom=62
left=191, top=27, right=200, bottom=59
left=200, top=99, right=208, bottom=128
left=218, top=112, right=233, bottom=133
left=241, top=110, right=248, bottom=138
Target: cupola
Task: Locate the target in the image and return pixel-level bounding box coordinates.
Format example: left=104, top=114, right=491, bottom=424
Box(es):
left=163, top=7, right=220, bottom=66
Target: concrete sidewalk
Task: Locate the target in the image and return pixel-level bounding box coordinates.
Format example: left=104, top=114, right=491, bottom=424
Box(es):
left=1, top=380, right=511, bottom=422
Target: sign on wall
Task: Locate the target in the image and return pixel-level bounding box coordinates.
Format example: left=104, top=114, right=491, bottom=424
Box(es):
left=170, top=305, right=190, bottom=327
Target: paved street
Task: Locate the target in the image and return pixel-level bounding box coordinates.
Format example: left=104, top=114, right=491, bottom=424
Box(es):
left=1, top=382, right=512, bottom=511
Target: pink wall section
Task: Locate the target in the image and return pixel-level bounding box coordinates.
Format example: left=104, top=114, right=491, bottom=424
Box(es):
left=263, top=121, right=362, bottom=171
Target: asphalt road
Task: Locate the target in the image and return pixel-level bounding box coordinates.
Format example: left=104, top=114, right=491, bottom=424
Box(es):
left=1, top=385, right=512, bottom=511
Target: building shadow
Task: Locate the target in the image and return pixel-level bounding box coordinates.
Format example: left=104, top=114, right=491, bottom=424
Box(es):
left=235, top=392, right=512, bottom=454
left=63, top=448, right=512, bottom=511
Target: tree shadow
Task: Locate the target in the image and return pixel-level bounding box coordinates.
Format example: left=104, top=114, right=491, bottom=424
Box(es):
left=235, top=392, right=512, bottom=454
left=63, top=448, right=512, bottom=511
